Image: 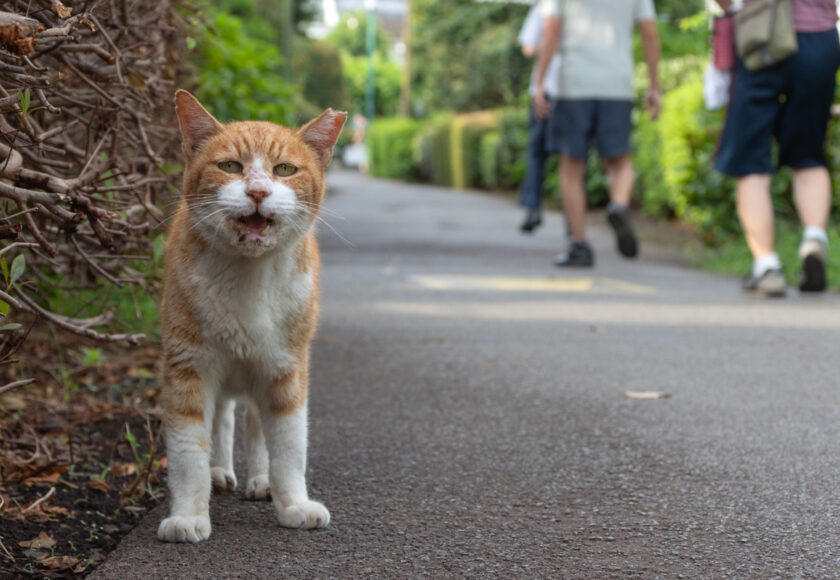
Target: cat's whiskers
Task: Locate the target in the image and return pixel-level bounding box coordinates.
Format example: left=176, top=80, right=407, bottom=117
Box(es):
left=188, top=207, right=231, bottom=234
left=298, top=206, right=354, bottom=248
left=295, top=200, right=345, bottom=220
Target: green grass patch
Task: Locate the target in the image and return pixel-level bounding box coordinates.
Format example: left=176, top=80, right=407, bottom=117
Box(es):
left=688, top=223, right=840, bottom=289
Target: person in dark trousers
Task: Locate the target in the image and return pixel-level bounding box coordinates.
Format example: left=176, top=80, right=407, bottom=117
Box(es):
left=715, top=0, right=839, bottom=297
left=518, top=3, right=561, bottom=233
left=533, top=0, right=661, bottom=267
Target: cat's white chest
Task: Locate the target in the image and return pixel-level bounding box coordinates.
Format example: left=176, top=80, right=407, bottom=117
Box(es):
left=190, top=251, right=311, bottom=368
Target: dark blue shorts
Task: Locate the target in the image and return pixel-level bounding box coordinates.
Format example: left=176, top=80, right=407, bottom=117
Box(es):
left=715, top=28, right=840, bottom=176
left=547, top=99, right=634, bottom=160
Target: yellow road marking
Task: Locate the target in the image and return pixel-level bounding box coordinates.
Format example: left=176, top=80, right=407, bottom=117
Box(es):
left=410, top=275, right=655, bottom=294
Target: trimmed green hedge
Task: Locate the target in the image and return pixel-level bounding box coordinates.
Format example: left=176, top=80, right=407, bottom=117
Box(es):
left=415, top=114, right=453, bottom=186
left=479, top=131, right=501, bottom=189
left=450, top=111, right=499, bottom=189
left=366, top=118, right=422, bottom=180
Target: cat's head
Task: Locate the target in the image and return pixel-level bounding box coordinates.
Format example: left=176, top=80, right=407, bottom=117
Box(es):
left=174, top=90, right=346, bottom=257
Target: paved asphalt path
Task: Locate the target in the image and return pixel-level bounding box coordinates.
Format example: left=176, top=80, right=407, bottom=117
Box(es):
left=93, top=170, right=840, bottom=578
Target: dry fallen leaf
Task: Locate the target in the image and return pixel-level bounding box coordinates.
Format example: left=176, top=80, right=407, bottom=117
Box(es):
left=40, top=504, right=70, bottom=516
left=623, top=391, right=672, bottom=400
left=112, top=462, right=137, bottom=477
left=18, top=531, right=56, bottom=549
left=22, top=468, right=66, bottom=487
left=87, top=478, right=112, bottom=493
left=38, top=555, right=80, bottom=570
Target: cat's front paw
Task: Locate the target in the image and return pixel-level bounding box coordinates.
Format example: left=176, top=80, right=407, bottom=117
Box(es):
left=246, top=475, right=271, bottom=501
left=157, top=515, right=212, bottom=543
left=211, top=466, right=237, bottom=493
left=275, top=500, right=330, bottom=529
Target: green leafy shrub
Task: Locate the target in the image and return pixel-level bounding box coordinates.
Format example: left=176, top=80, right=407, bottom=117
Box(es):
left=341, top=52, right=403, bottom=118
left=293, top=38, right=345, bottom=119
left=496, top=108, right=530, bottom=190
left=366, top=118, right=422, bottom=179
left=450, top=111, right=499, bottom=189
left=478, top=131, right=501, bottom=189
left=415, top=114, right=454, bottom=186
left=635, top=80, right=733, bottom=242
left=195, top=12, right=297, bottom=124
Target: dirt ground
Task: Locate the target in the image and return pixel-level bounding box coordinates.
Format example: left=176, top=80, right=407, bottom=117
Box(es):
left=0, top=334, right=165, bottom=578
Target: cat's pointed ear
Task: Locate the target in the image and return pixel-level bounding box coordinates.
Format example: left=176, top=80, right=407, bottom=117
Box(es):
left=297, top=109, right=348, bottom=167
left=175, top=90, right=223, bottom=158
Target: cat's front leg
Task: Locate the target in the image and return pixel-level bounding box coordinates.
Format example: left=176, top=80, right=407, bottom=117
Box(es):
left=158, top=368, right=215, bottom=543
left=210, top=397, right=237, bottom=493
left=244, top=401, right=271, bottom=500
left=261, top=367, right=329, bottom=529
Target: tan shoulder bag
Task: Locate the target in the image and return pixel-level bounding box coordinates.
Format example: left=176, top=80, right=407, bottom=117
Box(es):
left=735, top=0, right=798, bottom=71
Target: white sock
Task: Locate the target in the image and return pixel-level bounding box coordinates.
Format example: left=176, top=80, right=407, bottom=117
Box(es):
left=803, top=226, right=828, bottom=246
left=753, top=253, right=781, bottom=277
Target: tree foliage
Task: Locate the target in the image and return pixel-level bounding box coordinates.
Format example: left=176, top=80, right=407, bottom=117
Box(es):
left=294, top=38, right=346, bottom=119
left=195, top=11, right=297, bottom=124
left=327, top=10, right=393, bottom=58
left=411, top=0, right=530, bottom=114
left=654, top=0, right=707, bottom=21
left=341, top=53, right=402, bottom=117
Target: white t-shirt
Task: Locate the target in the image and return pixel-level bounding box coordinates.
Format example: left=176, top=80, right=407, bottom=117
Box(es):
left=519, top=4, right=562, bottom=98
left=539, top=0, right=656, bottom=100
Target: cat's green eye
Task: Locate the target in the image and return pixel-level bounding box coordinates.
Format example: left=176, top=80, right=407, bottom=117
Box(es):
left=273, top=163, right=297, bottom=177
left=218, top=161, right=243, bottom=174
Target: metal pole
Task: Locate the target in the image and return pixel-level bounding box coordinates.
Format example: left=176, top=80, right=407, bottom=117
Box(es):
left=365, top=0, right=377, bottom=121
left=280, top=0, right=293, bottom=82
left=400, top=0, right=411, bottom=117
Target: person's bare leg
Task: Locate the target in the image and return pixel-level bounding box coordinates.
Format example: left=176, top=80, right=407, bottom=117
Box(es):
left=792, top=167, right=831, bottom=229
left=792, top=166, right=830, bottom=292
left=603, top=153, right=638, bottom=258
left=603, top=154, right=634, bottom=205
left=560, top=155, right=587, bottom=241
left=736, top=174, right=775, bottom=259
left=737, top=174, right=786, bottom=296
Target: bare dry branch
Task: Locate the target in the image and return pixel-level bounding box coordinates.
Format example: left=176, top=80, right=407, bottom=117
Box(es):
left=0, top=0, right=187, bottom=357
left=0, top=376, right=35, bottom=395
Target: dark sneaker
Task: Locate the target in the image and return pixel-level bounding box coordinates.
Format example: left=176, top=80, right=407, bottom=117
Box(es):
left=798, top=239, right=827, bottom=293
left=742, top=268, right=787, bottom=298
left=607, top=208, right=638, bottom=258
left=554, top=242, right=594, bottom=267
left=520, top=208, right=542, bottom=233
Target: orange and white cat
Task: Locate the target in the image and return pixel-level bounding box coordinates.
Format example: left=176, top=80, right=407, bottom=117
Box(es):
left=157, top=90, right=346, bottom=543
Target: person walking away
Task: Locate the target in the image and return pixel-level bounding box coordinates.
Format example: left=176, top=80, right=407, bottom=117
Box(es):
left=715, top=0, right=839, bottom=297
left=518, top=3, right=562, bottom=233
left=533, top=0, right=661, bottom=267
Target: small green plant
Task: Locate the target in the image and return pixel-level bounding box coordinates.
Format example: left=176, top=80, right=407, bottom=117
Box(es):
left=0, top=253, right=25, bottom=320
left=81, top=347, right=105, bottom=367
left=124, top=426, right=142, bottom=466
left=17, top=88, right=44, bottom=118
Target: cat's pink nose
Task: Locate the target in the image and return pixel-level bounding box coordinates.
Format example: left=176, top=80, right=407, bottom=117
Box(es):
left=246, top=188, right=269, bottom=204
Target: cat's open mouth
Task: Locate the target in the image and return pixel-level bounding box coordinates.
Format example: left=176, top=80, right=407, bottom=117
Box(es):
left=233, top=212, right=275, bottom=242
